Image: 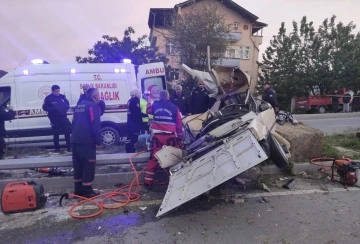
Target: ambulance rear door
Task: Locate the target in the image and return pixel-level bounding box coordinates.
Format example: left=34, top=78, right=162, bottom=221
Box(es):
left=137, top=62, right=166, bottom=101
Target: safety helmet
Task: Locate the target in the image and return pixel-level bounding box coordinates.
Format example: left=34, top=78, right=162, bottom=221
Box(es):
left=143, top=90, right=151, bottom=95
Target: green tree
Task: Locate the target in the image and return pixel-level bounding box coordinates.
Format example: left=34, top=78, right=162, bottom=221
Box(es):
left=164, top=0, right=231, bottom=70
left=76, top=27, right=167, bottom=67
left=260, top=15, right=360, bottom=109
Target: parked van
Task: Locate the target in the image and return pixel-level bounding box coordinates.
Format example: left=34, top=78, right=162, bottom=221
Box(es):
left=0, top=61, right=167, bottom=146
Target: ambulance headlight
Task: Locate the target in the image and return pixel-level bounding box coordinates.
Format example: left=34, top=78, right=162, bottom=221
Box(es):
left=114, top=68, right=120, bottom=73
left=120, top=68, right=126, bottom=73
left=31, top=59, right=44, bottom=64
left=23, top=69, right=29, bottom=75
left=70, top=68, right=76, bottom=74
left=123, top=59, right=132, bottom=64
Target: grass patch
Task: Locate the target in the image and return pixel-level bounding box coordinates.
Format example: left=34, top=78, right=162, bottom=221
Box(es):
left=322, top=130, right=360, bottom=159
left=323, top=133, right=360, bottom=151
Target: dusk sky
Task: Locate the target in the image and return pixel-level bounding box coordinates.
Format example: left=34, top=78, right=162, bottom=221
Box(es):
left=1, top=0, right=359, bottom=72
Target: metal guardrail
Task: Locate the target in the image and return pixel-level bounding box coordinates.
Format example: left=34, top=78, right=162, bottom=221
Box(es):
left=0, top=152, right=150, bottom=170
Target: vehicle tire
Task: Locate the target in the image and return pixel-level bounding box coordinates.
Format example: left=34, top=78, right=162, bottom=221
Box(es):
left=268, top=133, right=289, bottom=168
left=101, top=126, right=120, bottom=146
left=259, top=139, right=271, bottom=157
left=317, top=106, right=326, bottom=114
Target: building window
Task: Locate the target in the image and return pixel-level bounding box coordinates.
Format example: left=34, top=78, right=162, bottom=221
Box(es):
left=240, top=46, right=250, bottom=59
left=225, top=46, right=250, bottom=59
left=169, top=69, right=179, bottom=80
left=234, top=22, right=239, bottom=28
left=165, top=43, right=176, bottom=55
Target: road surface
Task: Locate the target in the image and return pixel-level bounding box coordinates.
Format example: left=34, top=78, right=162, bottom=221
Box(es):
left=300, top=117, right=359, bottom=134
left=1, top=175, right=360, bottom=244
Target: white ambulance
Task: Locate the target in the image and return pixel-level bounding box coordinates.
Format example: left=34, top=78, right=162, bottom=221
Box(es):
left=0, top=60, right=167, bottom=146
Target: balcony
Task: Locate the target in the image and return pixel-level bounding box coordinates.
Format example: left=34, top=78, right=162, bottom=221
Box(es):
left=213, top=58, right=240, bottom=67
left=224, top=32, right=242, bottom=43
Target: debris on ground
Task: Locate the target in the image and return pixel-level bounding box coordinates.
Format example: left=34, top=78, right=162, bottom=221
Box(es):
left=261, top=196, right=271, bottom=203
left=279, top=177, right=289, bottom=181
left=283, top=179, right=296, bottom=190
left=139, top=207, right=147, bottom=211
left=231, top=198, right=245, bottom=204
left=262, top=183, right=271, bottom=192
left=234, top=177, right=246, bottom=185
left=298, top=171, right=308, bottom=177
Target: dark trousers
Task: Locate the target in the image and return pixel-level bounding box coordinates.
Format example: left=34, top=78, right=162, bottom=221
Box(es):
left=141, top=122, right=149, bottom=134
left=353, top=103, right=360, bottom=112
left=126, top=131, right=139, bottom=153
left=0, top=137, right=6, bottom=160
left=50, top=117, right=71, bottom=150
left=332, top=102, right=339, bottom=113
left=72, top=143, right=96, bottom=184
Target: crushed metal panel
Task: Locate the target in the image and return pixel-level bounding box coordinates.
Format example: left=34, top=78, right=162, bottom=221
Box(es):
left=156, top=129, right=268, bottom=217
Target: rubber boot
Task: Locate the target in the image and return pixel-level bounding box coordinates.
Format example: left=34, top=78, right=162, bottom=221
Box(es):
left=81, top=185, right=100, bottom=198
left=74, top=182, right=82, bottom=196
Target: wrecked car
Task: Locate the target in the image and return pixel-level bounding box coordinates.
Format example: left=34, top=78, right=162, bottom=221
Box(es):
left=154, top=64, right=290, bottom=217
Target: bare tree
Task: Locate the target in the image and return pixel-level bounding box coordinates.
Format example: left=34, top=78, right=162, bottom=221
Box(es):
left=165, top=0, right=231, bottom=71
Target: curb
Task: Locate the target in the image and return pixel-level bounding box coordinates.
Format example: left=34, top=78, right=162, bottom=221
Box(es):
left=0, top=162, right=334, bottom=191
left=295, top=112, right=360, bottom=120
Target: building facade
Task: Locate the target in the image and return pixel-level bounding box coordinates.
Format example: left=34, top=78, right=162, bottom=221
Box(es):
left=148, top=0, right=267, bottom=92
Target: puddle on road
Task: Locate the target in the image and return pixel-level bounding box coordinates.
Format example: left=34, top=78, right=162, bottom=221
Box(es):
left=17, top=208, right=158, bottom=244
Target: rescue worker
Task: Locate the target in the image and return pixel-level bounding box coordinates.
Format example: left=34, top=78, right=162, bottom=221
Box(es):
left=77, top=84, right=90, bottom=105
left=0, top=98, right=15, bottom=159
left=77, top=84, right=105, bottom=115
left=262, top=81, right=279, bottom=113
left=189, top=82, right=210, bottom=115
left=42, top=85, right=72, bottom=153
left=170, top=84, right=189, bottom=116
left=144, top=90, right=183, bottom=188
left=126, top=89, right=143, bottom=153
left=332, top=90, right=339, bottom=113
left=71, top=88, right=103, bottom=198
left=140, top=90, right=152, bottom=134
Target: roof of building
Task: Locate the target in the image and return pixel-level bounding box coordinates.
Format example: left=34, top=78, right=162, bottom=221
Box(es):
left=175, top=0, right=259, bottom=22
left=148, top=1, right=267, bottom=31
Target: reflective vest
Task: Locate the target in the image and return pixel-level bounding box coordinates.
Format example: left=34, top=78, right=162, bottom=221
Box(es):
left=140, top=99, right=152, bottom=122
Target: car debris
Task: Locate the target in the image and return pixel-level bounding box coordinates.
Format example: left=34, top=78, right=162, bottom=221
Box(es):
left=154, top=65, right=291, bottom=217
left=279, top=177, right=289, bottom=181
left=262, top=196, right=271, bottom=203
left=283, top=179, right=296, bottom=190
left=231, top=198, right=245, bottom=204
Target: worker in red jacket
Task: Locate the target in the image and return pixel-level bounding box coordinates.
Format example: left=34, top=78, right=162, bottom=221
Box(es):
left=144, top=90, right=183, bottom=189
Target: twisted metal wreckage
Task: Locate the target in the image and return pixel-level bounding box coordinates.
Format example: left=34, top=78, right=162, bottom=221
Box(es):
left=154, top=64, right=291, bottom=217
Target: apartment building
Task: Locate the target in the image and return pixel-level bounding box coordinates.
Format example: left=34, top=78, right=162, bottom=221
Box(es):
left=148, top=0, right=267, bottom=92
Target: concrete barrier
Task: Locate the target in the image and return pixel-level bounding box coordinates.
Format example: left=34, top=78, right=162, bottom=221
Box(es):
left=0, top=152, right=150, bottom=170
left=295, top=112, right=360, bottom=120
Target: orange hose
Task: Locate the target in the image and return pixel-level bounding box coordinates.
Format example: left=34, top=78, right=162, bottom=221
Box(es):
left=310, top=157, right=354, bottom=177
left=67, top=150, right=169, bottom=219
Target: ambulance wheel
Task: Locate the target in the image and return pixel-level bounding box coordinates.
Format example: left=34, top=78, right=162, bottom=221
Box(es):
left=101, top=126, right=120, bottom=146
left=268, top=133, right=289, bottom=169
